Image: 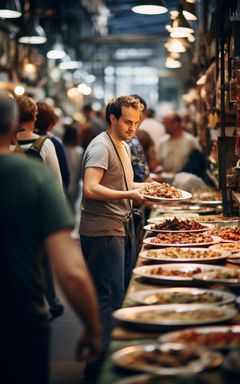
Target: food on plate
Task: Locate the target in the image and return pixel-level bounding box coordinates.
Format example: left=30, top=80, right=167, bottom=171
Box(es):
left=128, top=309, right=225, bottom=322
left=149, top=266, right=202, bottom=277
left=143, top=291, right=225, bottom=305
left=145, top=248, right=222, bottom=260
left=204, top=269, right=240, bottom=280
left=150, top=233, right=214, bottom=244
left=210, top=242, right=240, bottom=252
left=208, top=227, right=240, bottom=241
left=150, top=217, right=208, bottom=231
left=127, top=347, right=200, bottom=368
left=192, top=190, right=222, bottom=202
left=140, top=183, right=183, bottom=199
left=164, top=328, right=240, bottom=348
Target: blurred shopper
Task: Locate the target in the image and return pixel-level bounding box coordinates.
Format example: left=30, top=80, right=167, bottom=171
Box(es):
left=0, top=91, right=101, bottom=384
left=80, top=103, right=106, bottom=150
left=136, top=129, right=162, bottom=176
left=14, top=95, right=64, bottom=318
left=14, top=95, right=63, bottom=189
left=80, top=96, right=147, bottom=380
left=35, top=101, right=70, bottom=192
left=63, top=123, right=83, bottom=214
left=157, top=112, right=203, bottom=175
left=139, top=107, right=165, bottom=147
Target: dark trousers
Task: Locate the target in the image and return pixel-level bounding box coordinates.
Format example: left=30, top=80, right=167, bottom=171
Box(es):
left=80, top=235, right=132, bottom=361
left=2, top=324, right=50, bottom=384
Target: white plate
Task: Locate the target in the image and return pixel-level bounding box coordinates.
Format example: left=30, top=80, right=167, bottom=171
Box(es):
left=143, top=223, right=214, bottom=233
left=139, top=247, right=230, bottom=263
left=129, top=287, right=235, bottom=306
left=111, top=343, right=222, bottom=376
left=193, top=267, right=240, bottom=285
left=113, top=304, right=237, bottom=328
left=133, top=263, right=224, bottom=285
left=148, top=214, right=200, bottom=224
left=209, top=242, right=240, bottom=253
left=159, top=325, right=240, bottom=350
left=190, top=200, right=222, bottom=206
left=113, top=374, right=154, bottom=384
left=143, top=235, right=221, bottom=247
left=142, top=189, right=192, bottom=202
left=153, top=205, right=219, bottom=214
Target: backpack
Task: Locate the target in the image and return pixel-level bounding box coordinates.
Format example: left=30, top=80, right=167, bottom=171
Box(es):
left=14, top=136, right=49, bottom=161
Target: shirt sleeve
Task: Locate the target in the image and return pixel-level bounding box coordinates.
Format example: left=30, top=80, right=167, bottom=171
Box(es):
left=83, top=141, right=109, bottom=171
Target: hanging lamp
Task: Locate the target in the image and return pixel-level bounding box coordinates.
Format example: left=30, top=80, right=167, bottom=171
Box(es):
left=0, top=0, right=22, bottom=18
left=18, top=18, right=47, bottom=44
left=131, top=0, right=167, bottom=15
left=183, top=0, right=197, bottom=21
left=170, top=11, right=194, bottom=38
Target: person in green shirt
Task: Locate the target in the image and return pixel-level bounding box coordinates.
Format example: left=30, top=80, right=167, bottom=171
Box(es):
left=0, top=91, right=101, bottom=384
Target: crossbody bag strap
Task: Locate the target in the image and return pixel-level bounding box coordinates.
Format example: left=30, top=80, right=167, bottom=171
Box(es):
left=106, top=131, right=132, bottom=211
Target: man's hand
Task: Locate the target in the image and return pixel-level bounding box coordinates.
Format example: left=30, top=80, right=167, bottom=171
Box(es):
left=75, top=331, right=102, bottom=363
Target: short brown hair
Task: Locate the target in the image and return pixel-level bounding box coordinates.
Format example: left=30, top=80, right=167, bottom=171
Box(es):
left=17, top=96, right=37, bottom=123
left=35, top=102, right=58, bottom=133
left=105, top=96, right=140, bottom=125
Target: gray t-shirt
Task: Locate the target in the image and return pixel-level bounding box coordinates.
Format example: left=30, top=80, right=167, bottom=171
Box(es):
left=80, top=132, right=134, bottom=236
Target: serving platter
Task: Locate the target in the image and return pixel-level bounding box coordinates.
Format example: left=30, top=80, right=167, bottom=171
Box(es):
left=193, top=266, right=240, bottom=286
left=144, top=223, right=214, bottom=233
left=143, top=235, right=221, bottom=248
left=133, top=263, right=225, bottom=285
left=153, top=205, right=220, bottom=215
left=139, top=247, right=229, bottom=263
left=142, top=190, right=192, bottom=202
left=111, top=343, right=222, bottom=376
left=129, top=287, right=235, bottom=306
left=113, top=304, right=237, bottom=329
left=159, top=325, right=240, bottom=350
left=210, top=242, right=240, bottom=253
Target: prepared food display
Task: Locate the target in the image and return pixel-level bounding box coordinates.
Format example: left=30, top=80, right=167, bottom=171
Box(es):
left=193, top=267, right=240, bottom=286
left=210, top=242, right=240, bottom=252
left=129, top=288, right=235, bottom=306
left=133, top=263, right=226, bottom=285
left=140, top=183, right=183, bottom=199
left=113, top=304, right=237, bottom=327
left=149, top=217, right=208, bottom=231
left=148, top=266, right=202, bottom=277
left=147, top=232, right=217, bottom=245
left=112, top=343, right=222, bottom=376
left=193, top=190, right=222, bottom=202
left=208, top=227, right=240, bottom=241
left=159, top=326, right=240, bottom=349
left=140, top=248, right=226, bottom=262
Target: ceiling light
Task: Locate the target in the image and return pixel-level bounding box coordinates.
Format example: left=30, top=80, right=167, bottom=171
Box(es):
left=196, top=74, right=207, bottom=85
left=18, top=19, right=47, bottom=44
left=165, top=38, right=186, bottom=53
left=170, top=12, right=194, bottom=38
left=0, top=0, right=22, bottom=18
left=59, top=60, right=82, bottom=70
left=183, top=0, right=197, bottom=21
left=187, top=33, right=195, bottom=43
left=131, top=0, right=167, bottom=15
left=165, top=57, right=182, bottom=68
left=14, top=85, right=25, bottom=96
left=170, top=10, right=179, bottom=19
left=47, top=42, right=66, bottom=60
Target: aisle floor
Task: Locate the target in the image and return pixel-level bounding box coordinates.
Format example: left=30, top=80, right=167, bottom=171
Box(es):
left=49, top=284, right=85, bottom=384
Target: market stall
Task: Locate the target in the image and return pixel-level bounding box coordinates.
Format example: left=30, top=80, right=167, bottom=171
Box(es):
left=98, top=184, right=240, bottom=383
